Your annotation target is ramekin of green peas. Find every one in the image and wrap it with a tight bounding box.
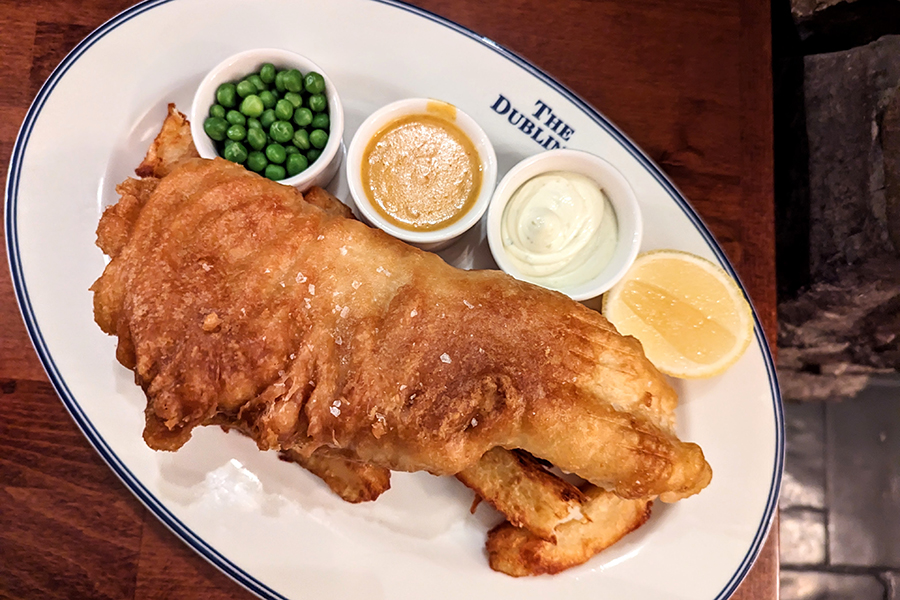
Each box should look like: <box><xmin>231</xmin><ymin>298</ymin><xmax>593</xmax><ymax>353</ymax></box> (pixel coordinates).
<box><xmin>191</xmin><ymin>49</ymin><xmax>344</xmax><ymax>191</ymax></box>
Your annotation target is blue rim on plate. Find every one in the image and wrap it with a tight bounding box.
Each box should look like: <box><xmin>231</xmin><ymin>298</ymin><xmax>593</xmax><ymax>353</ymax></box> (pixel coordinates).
<box><xmin>4</xmin><ymin>1</ymin><xmax>784</xmax><ymax>598</ymax></box>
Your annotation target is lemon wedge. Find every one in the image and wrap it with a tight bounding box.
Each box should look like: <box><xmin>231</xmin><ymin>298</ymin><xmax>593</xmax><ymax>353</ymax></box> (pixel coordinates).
<box><xmin>602</xmin><ymin>250</ymin><xmax>754</xmax><ymax>378</ymax></box>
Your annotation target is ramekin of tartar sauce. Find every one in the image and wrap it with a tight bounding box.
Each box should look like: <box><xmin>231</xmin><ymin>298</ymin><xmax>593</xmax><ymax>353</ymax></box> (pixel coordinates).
<box><xmin>346</xmin><ymin>98</ymin><xmax>497</xmax><ymax>250</ymax></box>
<box><xmin>487</xmin><ymin>149</ymin><xmax>642</xmax><ymax>300</ymax></box>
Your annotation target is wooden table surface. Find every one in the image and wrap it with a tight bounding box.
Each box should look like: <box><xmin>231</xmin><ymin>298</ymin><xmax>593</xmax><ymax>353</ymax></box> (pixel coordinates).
<box><xmin>0</xmin><ymin>0</ymin><xmax>778</xmax><ymax>598</ymax></box>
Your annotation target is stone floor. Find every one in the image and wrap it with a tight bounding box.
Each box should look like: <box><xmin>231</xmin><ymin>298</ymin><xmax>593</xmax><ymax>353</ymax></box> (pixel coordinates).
<box><xmin>779</xmin><ymin>374</ymin><xmax>900</xmax><ymax>599</ymax></box>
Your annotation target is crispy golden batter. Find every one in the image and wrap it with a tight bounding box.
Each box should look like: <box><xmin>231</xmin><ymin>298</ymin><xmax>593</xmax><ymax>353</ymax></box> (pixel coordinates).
<box><xmin>135</xmin><ymin>103</ymin><xmax>199</xmax><ymax>178</ymax></box>
<box><xmin>457</xmin><ymin>448</ymin><xmax>585</xmax><ymax>542</ymax></box>
<box><xmin>96</xmin><ymin>177</ymin><xmax>160</xmax><ymax>258</ymax></box>
<box><xmin>91</xmin><ymin>155</ymin><xmax>711</xmax><ymax>502</ymax></box>
<box><xmin>280</xmin><ymin>447</ymin><xmax>391</xmax><ymax>504</ymax></box>
<box><xmin>215</xmin><ymin>415</ymin><xmax>392</xmax><ymax>503</ymax></box>
<box><xmin>303</xmin><ymin>185</ymin><xmax>354</xmax><ymax>219</ymax></box>
<box><xmin>486</xmin><ymin>486</ymin><xmax>652</xmax><ymax>576</ymax></box>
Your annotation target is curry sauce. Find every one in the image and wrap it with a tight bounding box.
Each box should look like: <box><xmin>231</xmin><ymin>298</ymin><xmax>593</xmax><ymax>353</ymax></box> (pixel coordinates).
<box><xmin>361</xmin><ymin>112</ymin><xmax>482</xmax><ymax>231</ymax></box>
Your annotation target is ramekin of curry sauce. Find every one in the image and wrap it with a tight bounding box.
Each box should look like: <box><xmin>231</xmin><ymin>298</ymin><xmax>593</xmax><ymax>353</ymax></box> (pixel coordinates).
<box><xmin>346</xmin><ymin>99</ymin><xmax>497</xmax><ymax>250</ymax></box>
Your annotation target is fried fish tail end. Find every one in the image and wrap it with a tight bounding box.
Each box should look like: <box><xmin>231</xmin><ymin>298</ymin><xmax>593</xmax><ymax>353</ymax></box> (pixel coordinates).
<box><xmin>135</xmin><ymin>103</ymin><xmax>199</xmax><ymax>178</ymax></box>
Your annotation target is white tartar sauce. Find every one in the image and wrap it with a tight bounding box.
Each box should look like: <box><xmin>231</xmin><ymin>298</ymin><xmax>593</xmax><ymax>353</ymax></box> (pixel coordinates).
<box><xmin>500</xmin><ymin>171</ymin><xmax>618</xmax><ymax>288</ymax></box>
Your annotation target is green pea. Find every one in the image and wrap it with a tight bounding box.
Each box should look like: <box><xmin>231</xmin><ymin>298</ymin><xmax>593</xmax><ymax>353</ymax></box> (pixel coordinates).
<box><xmin>309</xmin><ymin>129</ymin><xmax>328</xmax><ymax>149</ymax></box>
<box><xmin>293</xmin><ymin>107</ymin><xmax>313</xmax><ymax>128</ymax></box>
<box><xmin>226</xmin><ymin>110</ymin><xmax>246</xmax><ymax>126</ymax></box>
<box><xmin>270</xmin><ymin>120</ymin><xmax>294</xmax><ymax>143</ymax></box>
<box><xmin>260</xmin><ymin>108</ymin><xmax>277</xmax><ymax>129</ymax></box>
<box><xmin>292</xmin><ymin>128</ymin><xmax>310</xmax><ymax>150</ymax></box>
<box><xmin>209</xmin><ymin>104</ymin><xmax>226</xmax><ymax>119</ymax></box>
<box><xmin>246</xmin><ymin>151</ymin><xmax>268</xmax><ymax>172</ymax></box>
<box><xmin>259</xmin><ymin>90</ymin><xmax>276</xmax><ymax>109</ymax></box>
<box><xmin>226</xmin><ymin>124</ymin><xmax>246</xmax><ymax>141</ymax></box>
<box><xmin>236</xmin><ymin>80</ymin><xmax>257</xmax><ymax>98</ymax></box>
<box><xmin>265</xmin><ymin>143</ymin><xmax>287</xmax><ymax>164</ymax></box>
<box><xmin>247</xmin><ymin>117</ymin><xmax>261</xmax><ymax>130</ymax></box>
<box><xmin>304</xmin><ymin>72</ymin><xmax>326</xmax><ymax>95</ymax></box>
<box><xmin>265</xmin><ymin>164</ymin><xmax>286</xmax><ymax>180</ymax></box>
<box><xmin>246</xmin><ymin>127</ymin><xmax>267</xmax><ymax>150</ymax></box>
<box><xmin>308</xmin><ymin>93</ymin><xmax>327</xmax><ymax>113</ymax></box>
<box><xmin>239</xmin><ymin>95</ymin><xmax>265</xmax><ymax>118</ymax></box>
<box><xmin>286</xmin><ymin>153</ymin><xmax>309</xmax><ymax>176</ymax></box>
<box><xmin>284</xmin><ymin>92</ymin><xmax>303</xmax><ymax>109</ymax></box>
<box><xmin>307</xmin><ymin>148</ymin><xmax>322</xmax><ymax>163</ymax></box>
<box><xmin>275</xmin><ymin>70</ymin><xmax>286</xmax><ymax>92</ymax></box>
<box><xmin>283</xmin><ymin>69</ymin><xmax>304</xmax><ymax>93</ymax></box>
<box><xmin>274</xmin><ymin>99</ymin><xmax>294</xmax><ymax>121</ymax></box>
<box><xmin>203</xmin><ymin>116</ymin><xmax>229</xmax><ymax>141</ymax></box>
<box><xmin>223</xmin><ymin>141</ymin><xmax>248</xmax><ymax>164</ymax></box>
<box><xmin>259</xmin><ymin>63</ymin><xmax>276</xmax><ymax>84</ymax></box>
<box><xmin>248</xmin><ymin>74</ymin><xmax>266</xmax><ymax>92</ymax></box>
<box><xmin>311</xmin><ymin>113</ymin><xmax>329</xmax><ymax>130</ymax></box>
<box><xmin>285</xmin><ymin>145</ymin><xmax>300</xmax><ymax>155</ymax></box>
<box><xmin>216</xmin><ymin>83</ymin><xmax>237</xmax><ymax>108</ymax></box>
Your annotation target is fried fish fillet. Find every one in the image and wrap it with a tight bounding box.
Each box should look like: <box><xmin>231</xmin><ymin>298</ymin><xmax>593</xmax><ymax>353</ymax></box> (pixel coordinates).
<box><xmin>91</xmin><ymin>155</ymin><xmax>711</xmax><ymax>503</ymax></box>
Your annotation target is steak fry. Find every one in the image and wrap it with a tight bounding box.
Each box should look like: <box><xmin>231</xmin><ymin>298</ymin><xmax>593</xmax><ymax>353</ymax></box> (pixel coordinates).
<box><xmin>486</xmin><ymin>486</ymin><xmax>652</xmax><ymax>577</ymax></box>
<box><xmin>457</xmin><ymin>448</ymin><xmax>585</xmax><ymax>542</ymax></box>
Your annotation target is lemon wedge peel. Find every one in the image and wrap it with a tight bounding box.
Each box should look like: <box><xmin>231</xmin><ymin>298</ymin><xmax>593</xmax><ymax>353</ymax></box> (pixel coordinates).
<box><xmin>602</xmin><ymin>250</ymin><xmax>755</xmax><ymax>379</ymax></box>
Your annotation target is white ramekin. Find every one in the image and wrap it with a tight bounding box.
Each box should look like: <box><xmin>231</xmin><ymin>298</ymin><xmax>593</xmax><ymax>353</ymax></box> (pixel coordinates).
<box><xmin>345</xmin><ymin>98</ymin><xmax>497</xmax><ymax>251</ymax></box>
<box><xmin>486</xmin><ymin>149</ymin><xmax>643</xmax><ymax>301</ymax></box>
<box><xmin>190</xmin><ymin>48</ymin><xmax>344</xmax><ymax>191</ymax></box>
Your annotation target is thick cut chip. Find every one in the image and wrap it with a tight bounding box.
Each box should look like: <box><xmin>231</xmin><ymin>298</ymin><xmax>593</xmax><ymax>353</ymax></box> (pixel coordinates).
<box><xmin>486</xmin><ymin>486</ymin><xmax>652</xmax><ymax>576</ymax></box>
<box><xmin>457</xmin><ymin>448</ymin><xmax>585</xmax><ymax>542</ymax></box>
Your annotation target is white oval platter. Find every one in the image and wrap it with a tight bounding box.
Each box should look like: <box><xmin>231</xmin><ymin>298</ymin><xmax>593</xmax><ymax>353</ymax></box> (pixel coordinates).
<box><xmin>5</xmin><ymin>1</ymin><xmax>783</xmax><ymax>598</ymax></box>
